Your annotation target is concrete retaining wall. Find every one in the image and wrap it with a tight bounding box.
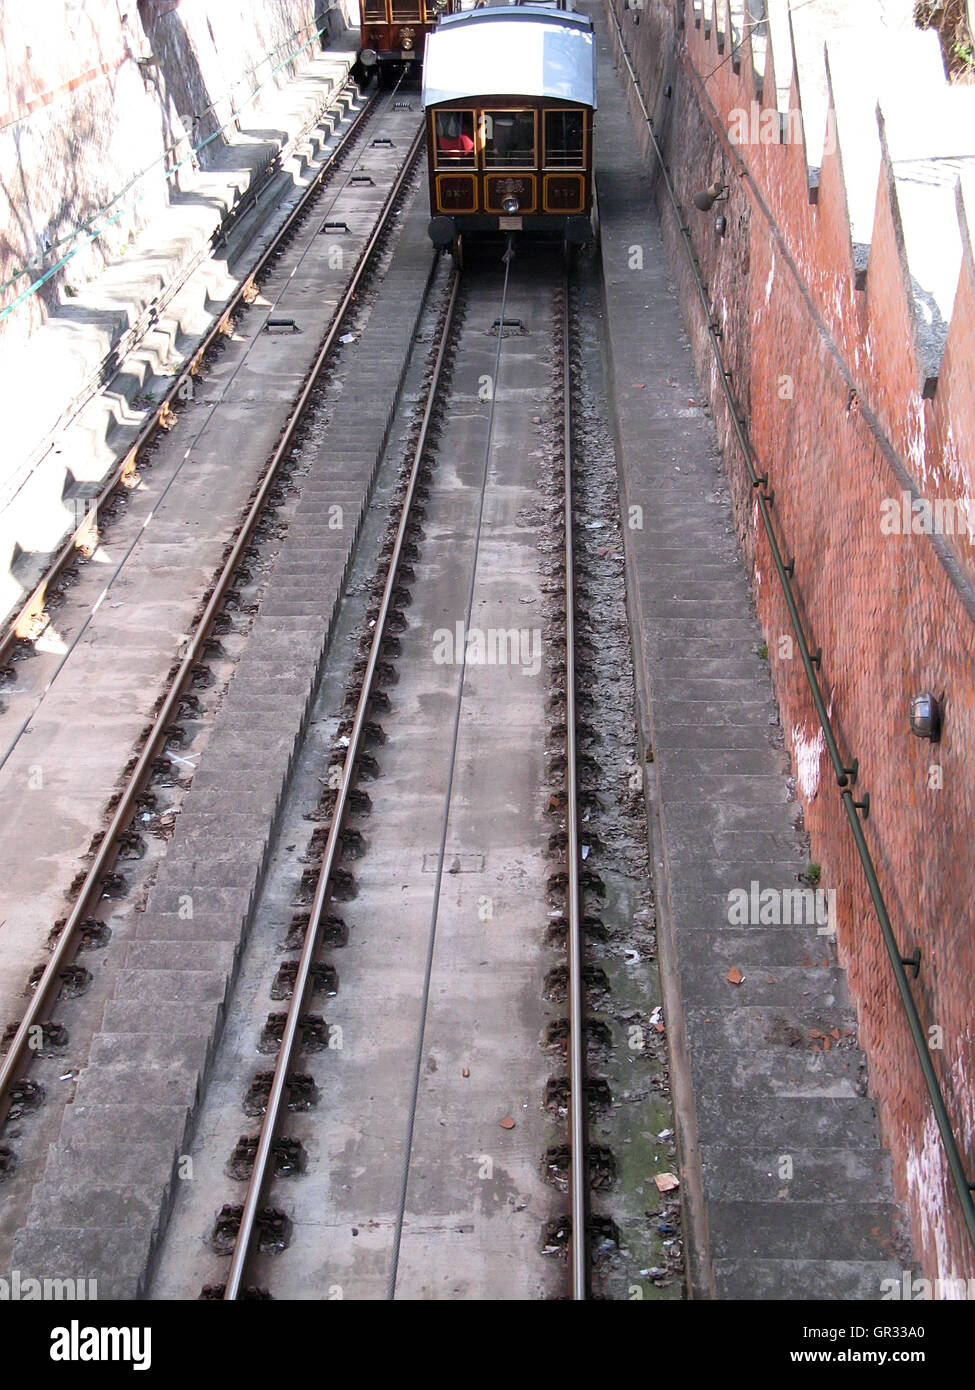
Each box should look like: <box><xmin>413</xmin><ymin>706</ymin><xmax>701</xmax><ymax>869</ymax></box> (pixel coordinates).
<box><xmin>0</xmin><ymin>0</ymin><xmax>355</xmax><ymax>348</ymax></box>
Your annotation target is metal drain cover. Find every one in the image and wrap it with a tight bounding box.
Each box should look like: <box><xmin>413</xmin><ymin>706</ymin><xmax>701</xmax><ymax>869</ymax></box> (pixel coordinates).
<box><xmin>422</xmin><ymin>852</ymin><xmax>485</xmax><ymax>874</ymax></box>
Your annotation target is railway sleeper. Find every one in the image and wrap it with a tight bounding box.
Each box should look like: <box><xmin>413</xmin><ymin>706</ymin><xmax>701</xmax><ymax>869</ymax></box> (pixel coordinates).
<box><xmin>199</xmin><ymin>1284</ymin><xmax>271</xmax><ymax>1300</ymax></box>
<box><xmin>543</xmin><ymin>1074</ymin><xmax>612</xmax><ymax>1115</ymax></box>
<box><xmin>270</xmin><ymin>960</ymin><xmax>338</xmax><ymax>1001</ymax></box>
<box><xmin>351</xmin><ymin>658</ymin><xmax>398</xmax><ymax>687</ymax></box>
<box><xmin>284</xmin><ymin>910</ymin><xmax>349</xmax><ymax>951</ymax></box>
<box><xmin>227</xmin><ymin>1134</ymin><xmax>306</xmax><ymax>1181</ymax></box>
<box><xmin>542</xmin><ymin>1017</ymin><xmax>613</xmax><ymax>1052</ymax></box>
<box><xmin>367</xmin><ymin>576</ymin><xmax>413</xmax><ymax>609</ymax></box>
<box><xmin>338</xmin><ymin>827</ymin><xmax>367</xmax><ymax>858</ymax></box>
<box><xmin>27</xmin><ymin>962</ymin><xmax>91</xmax><ymax>998</ymax></box>
<box><xmin>336</xmin><ymin>718</ymin><xmax>386</xmax><ymax>747</ymax></box>
<box><xmin>343</xmin><ymin>686</ymin><xmax>390</xmax><ymax>714</ymax></box>
<box><xmin>117</xmin><ymin>829</ymin><xmax>147</xmax><ymax>860</ymax></box>
<box><xmin>209</xmin><ymin>1204</ymin><xmax>292</xmax><ymax>1255</ymax></box>
<box><xmin>1</xmin><ymin>1021</ymin><xmax>67</xmax><ymax>1055</ymax></box>
<box><xmin>294</xmin><ymin>868</ymin><xmax>322</xmax><ymax>903</ymax></box>
<box><xmin>542</xmin><ymin>1144</ymin><xmax>617</xmax><ymax>1192</ymax></box>
<box><xmin>541</xmin><ymin>1213</ymin><xmax>620</xmax><ymax>1259</ymax></box>
<box><xmin>47</xmin><ymin>916</ymin><xmax>111</xmax><ymax>951</ymax></box>
<box><xmin>259</xmin><ymin>1013</ymin><xmax>328</xmax><ymax>1053</ymax></box>
<box><xmin>243</xmin><ymin>1070</ymin><xmax>318</xmax><ymax>1116</ymax></box>
<box><xmin>352</xmin><ymin>751</ymin><xmax>381</xmax><ymax>781</ymax></box>
<box><xmin>189</xmin><ymin>663</ymin><xmax>214</xmax><ymax>689</ymax></box>
<box><xmin>319</xmin><ymin>787</ymin><xmax>373</xmax><ymax>821</ymax></box>
<box><xmin>547</xmin><ymin>867</ymin><xmax>605</xmax><ymax>897</ymax></box>
<box><xmin>304</xmin><ymin>824</ymin><xmax>365</xmax><ymax>859</ymax></box>
<box><xmin>542</xmin><ymin>963</ymin><xmax>610</xmax><ymax>1004</ymax></box>
<box><xmin>149</xmin><ymin>756</ymin><xmax>189</xmax><ymax>787</ymax></box>
<box><xmin>9</xmin><ymin>1079</ymin><xmax>45</xmax><ymax>1116</ymax></box>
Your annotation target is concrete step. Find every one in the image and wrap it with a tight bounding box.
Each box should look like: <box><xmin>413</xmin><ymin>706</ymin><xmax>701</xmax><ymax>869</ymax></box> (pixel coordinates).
<box><xmin>709</xmin><ymin>1197</ymin><xmax>902</xmax><ymax>1263</ymax></box>
<box><xmin>27</xmin><ymin>1179</ymin><xmax>170</xmax><ymax>1233</ymax></box>
<box><xmin>713</xmin><ymin>1257</ymin><xmax>904</xmax><ymax>1301</ymax></box>
<box><xmin>700</xmin><ymin>1145</ymin><xmax>894</xmax><ymax>1203</ymax></box>
<box><xmin>687</xmin><ymin>925</ymin><xmax>841</xmax><ymax>967</ymax></box>
<box><xmin>686</xmin><ymin>1091</ymin><xmax>884</xmax><ymax>1150</ymax></box>
<box><xmin>685</xmin><ymin>1005</ymin><xmax>859</xmax><ymax>1055</ymax></box>
<box><xmin>679</xmin><ymin>960</ymin><xmax>848</xmax><ymax>1009</ymax></box>
<box><xmin>691</xmin><ymin>1046</ymin><xmax>868</xmax><ymax>1100</ymax></box>
<box><xmin>56</xmin><ymin>1102</ymin><xmax>194</xmax><ymax>1153</ymax></box>
<box><xmin>11</xmin><ymin>1224</ymin><xmax>151</xmax><ymax>1300</ymax></box>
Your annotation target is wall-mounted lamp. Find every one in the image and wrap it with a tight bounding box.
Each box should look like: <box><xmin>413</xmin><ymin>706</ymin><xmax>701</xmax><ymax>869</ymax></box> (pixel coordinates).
<box><xmin>693</xmin><ymin>181</ymin><xmax>729</xmax><ymax>212</ymax></box>
<box><xmin>910</xmin><ymin>691</ymin><xmax>942</xmax><ymax>742</ymax></box>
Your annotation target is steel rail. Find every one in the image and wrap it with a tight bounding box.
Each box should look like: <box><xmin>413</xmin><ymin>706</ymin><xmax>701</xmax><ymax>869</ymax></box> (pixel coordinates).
<box><xmin>606</xmin><ymin>2</ymin><xmax>975</xmax><ymax>1247</ymax></box>
<box><xmin>0</xmin><ymin>118</ymin><xmax>427</xmax><ymax>1132</ymax></box>
<box><xmin>222</xmin><ymin>264</ymin><xmax>460</xmax><ymax>1302</ymax></box>
<box><xmin>561</xmin><ymin>281</ymin><xmax>588</xmax><ymax>1300</ymax></box>
<box><xmin>0</xmin><ymin>78</ymin><xmax>378</xmax><ymax>670</ymax></box>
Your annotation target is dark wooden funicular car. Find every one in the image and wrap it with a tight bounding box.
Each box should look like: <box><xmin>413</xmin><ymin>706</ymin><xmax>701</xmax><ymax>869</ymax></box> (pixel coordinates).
<box><xmin>357</xmin><ymin>0</ymin><xmax>455</xmax><ymax>85</ymax></box>
<box><xmin>422</xmin><ymin>5</ymin><xmax>597</xmax><ymax>262</ymax></box>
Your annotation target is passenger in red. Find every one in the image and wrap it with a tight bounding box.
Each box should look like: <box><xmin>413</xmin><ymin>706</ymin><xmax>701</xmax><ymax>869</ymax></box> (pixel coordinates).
<box><xmin>437</xmin><ymin>113</ymin><xmax>475</xmax><ymax>156</ymax></box>
<box><xmin>438</xmin><ymin>131</ymin><xmax>474</xmax><ymax>153</ymax></box>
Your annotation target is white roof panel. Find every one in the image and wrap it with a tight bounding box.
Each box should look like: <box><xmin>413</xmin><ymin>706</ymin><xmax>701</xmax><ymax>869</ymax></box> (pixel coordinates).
<box><xmin>422</xmin><ymin>11</ymin><xmax>596</xmax><ymax>110</ymax></box>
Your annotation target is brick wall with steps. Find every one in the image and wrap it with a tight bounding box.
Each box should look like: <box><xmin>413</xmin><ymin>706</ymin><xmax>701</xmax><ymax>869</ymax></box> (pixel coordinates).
<box><xmin>603</xmin><ymin>0</ymin><xmax>975</xmax><ymax>1283</ymax></box>
<box><xmin>589</xmin><ymin>0</ymin><xmax>910</xmax><ymax>1298</ymax></box>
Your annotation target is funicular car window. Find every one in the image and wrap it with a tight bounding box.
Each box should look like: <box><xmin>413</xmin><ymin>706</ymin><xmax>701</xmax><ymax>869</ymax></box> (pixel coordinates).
<box><xmin>363</xmin><ymin>0</ymin><xmax>387</xmax><ymax>20</ymax></box>
<box><xmin>482</xmin><ymin>110</ymin><xmax>536</xmax><ymax>168</ymax></box>
<box><xmin>391</xmin><ymin>0</ymin><xmax>422</xmax><ymax>17</ymax></box>
<box><xmin>435</xmin><ymin>111</ymin><xmax>476</xmax><ymax>167</ymax></box>
<box><xmin>544</xmin><ymin>109</ymin><xmax>584</xmax><ymax>168</ymax></box>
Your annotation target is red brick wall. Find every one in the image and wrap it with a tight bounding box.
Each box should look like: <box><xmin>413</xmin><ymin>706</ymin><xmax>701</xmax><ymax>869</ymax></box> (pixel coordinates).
<box><xmin>607</xmin><ymin>0</ymin><xmax>975</xmax><ymax>1281</ymax></box>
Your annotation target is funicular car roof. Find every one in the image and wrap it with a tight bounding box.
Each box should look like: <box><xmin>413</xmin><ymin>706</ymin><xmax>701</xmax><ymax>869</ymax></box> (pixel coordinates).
<box><xmin>421</xmin><ymin>8</ymin><xmax>597</xmax><ymax>110</ymax></box>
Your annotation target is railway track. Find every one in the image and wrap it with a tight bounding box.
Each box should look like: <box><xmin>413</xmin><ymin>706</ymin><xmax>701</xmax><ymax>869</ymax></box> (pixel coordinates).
<box><xmin>123</xmin><ymin>248</ymin><xmax>595</xmax><ymax>1301</ymax></box>
<box><xmin>4</xmin><ymin>137</ymin><xmax>678</xmax><ymax>1296</ymax></box>
<box><xmin>0</xmin><ymin>77</ymin><xmax>367</xmax><ymax>672</ymax></box>
<box><xmin>0</xmin><ymin>79</ymin><xmax>419</xmax><ymax>765</ymax></box>
<box><xmin>0</xmin><ymin>83</ymin><xmax>431</xmax><ymax>1247</ymax></box>
<box><xmin>0</xmin><ymin>109</ymin><xmax>425</xmax><ymax>1126</ymax></box>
